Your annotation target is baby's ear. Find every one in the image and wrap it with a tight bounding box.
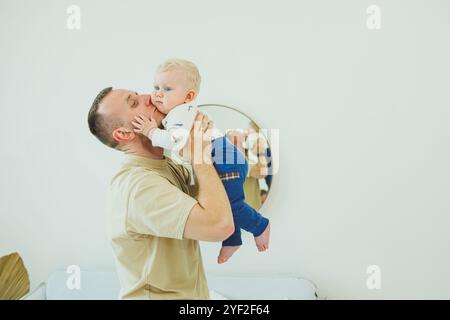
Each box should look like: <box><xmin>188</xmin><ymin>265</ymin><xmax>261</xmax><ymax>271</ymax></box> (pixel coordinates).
<box><xmin>184</xmin><ymin>89</ymin><xmax>197</xmax><ymax>103</ymax></box>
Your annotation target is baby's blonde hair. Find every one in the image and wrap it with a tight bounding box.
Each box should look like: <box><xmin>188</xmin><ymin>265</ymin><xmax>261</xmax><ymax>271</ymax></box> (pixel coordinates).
<box><xmin>156</xmin><ymin>58</ymin><xmax>201</xmax><ymax>92</ymax></box>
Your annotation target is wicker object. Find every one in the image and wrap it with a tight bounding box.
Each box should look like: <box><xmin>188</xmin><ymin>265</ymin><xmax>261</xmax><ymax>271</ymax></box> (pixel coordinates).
<box><xmin>0</xmin><ymin>252</ymin><xmax>30</xmax><ymax>300</ymax></box>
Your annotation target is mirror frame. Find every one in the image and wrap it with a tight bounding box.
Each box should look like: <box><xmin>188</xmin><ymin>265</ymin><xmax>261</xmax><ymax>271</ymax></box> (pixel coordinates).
<box><xmin>197</xmin><ymin>103</ymin><xmax>273</xmax><ymax>212</ymax></box>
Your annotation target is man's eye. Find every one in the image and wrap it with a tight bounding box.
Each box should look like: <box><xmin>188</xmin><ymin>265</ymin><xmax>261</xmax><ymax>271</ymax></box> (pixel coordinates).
<box><xmin>132</xmin><ymin>100</ymin><xmax>138</xmax><ymax>108</ymax></box>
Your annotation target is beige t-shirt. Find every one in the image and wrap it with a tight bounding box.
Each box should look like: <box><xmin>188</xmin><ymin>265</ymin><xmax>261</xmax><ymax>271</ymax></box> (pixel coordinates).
<box><xmin>108</xmin><ymin>155</ymin><xmax>210</xmax><ymax>300</ymax></box>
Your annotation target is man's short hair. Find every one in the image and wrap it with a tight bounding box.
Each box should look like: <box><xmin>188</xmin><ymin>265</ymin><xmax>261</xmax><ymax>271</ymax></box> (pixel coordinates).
<box><xmin>156</xmin><ymin>58</ymin><xmax>201</xmax><ymax>92</ymax></box>
<box><xmin>88</xmin><ymin>87</ymin><xmax>122</xmax><ymax>150</ymax></box>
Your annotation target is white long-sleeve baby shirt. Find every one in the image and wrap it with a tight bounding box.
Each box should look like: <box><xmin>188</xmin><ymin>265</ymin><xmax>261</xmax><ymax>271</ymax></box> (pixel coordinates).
<box><xmin>148</xmin><ymin>102</ymin><xmax>223</xmax><ymax>164</ymax></box>
<box><xmin>149</xmin><ymin>102</ymin><xmax>198</xmax><ymax>152</ymax></box>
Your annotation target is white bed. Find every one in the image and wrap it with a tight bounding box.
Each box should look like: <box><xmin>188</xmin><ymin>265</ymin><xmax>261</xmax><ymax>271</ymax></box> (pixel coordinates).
<box><xmin>22</xmin><ymin>270</ymin><xmax>318</xmax><ymax>300</ymax></box>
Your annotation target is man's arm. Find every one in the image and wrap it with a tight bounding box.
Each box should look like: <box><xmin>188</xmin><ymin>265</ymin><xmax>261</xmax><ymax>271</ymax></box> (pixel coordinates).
<box><xmin>184</xmin><ymin>164</ymin><xmax>234</xmax><ymax>241</ymax></box>
<box><xmin>182</xmin><ymin>113</ymin><xmax>234</xmax><ymax>242</ymax></box>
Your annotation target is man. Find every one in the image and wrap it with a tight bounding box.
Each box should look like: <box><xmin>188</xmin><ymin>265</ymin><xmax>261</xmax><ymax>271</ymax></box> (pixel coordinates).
<box><xmin>88</xmin><ymin>87</ymin><xmax>234</xmax><ymax>299</ymax></box>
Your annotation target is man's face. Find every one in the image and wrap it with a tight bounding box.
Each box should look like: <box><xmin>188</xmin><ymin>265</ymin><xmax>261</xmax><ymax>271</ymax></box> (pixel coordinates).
<box><xmin>152</xmin><ymin>70</ymin><xmax>192</xmax><ymax>114</ymax></box>
<box><xmin>99</xmin><ymin>89</ymin><xmax>165</xmax><ymax>143</ymax></box>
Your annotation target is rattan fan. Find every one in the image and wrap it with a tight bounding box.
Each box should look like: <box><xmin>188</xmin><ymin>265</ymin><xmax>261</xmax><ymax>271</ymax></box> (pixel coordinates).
<box><xmin>0</xmin><ymin>252</ymin><xmax>30</xmax><ymax>300</ymax></box>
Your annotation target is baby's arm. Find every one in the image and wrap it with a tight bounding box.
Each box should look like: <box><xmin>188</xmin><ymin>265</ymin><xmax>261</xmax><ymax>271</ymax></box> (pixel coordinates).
<box><xmin>151</xmin><ymin>127</ymin><xmax>179</xmax><ymax>150</ymax></box>
<box><xmin>132</xmin><ymin>115</ymin><xmax>158</xmax><ymax>138</ymax></box>
<box><xmin>133</xmin><ymin>104</ymin><xmax>196</xmax><ymax>152</ymax></box>
<box><xmin>132</xmin><ymin>115</ymin><xmax>179</xmax><ymax>150</ymax></box>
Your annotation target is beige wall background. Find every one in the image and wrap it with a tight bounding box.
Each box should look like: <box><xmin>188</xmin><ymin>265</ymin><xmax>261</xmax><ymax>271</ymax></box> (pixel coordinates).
<box><xmin>1</xmin><ymin>0</ymin><xmax>449</xmax><ymax>299</ymax></box>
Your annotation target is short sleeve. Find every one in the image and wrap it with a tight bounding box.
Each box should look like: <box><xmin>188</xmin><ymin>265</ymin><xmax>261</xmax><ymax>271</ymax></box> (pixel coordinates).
<box><xmin>182</xmin><ymin>165</ymin><xmax>198</xmax><ymax>198</ymax></box>
<box><xmin>126</xmin><ymin>172</ymin><xmax>197</xmax><ymax>239</ymax></box>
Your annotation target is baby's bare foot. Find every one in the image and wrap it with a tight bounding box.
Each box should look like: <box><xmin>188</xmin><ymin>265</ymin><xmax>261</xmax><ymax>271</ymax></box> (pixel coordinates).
<box><xmin>254</xmin><ymin>223</ymin><xmax>270</xmax><ymax>252</ymax></box>
<box><xmin>217</xmin><ymin>245</ymin><xmax>241</xmax><ymax>264</ymax></box>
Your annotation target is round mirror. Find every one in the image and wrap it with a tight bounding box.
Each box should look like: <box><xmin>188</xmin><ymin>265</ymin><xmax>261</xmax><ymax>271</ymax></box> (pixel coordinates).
<box><xmin>198</xmin><ymin>104</ymin><xmax>273</xmax><ymax>211</ymax></box>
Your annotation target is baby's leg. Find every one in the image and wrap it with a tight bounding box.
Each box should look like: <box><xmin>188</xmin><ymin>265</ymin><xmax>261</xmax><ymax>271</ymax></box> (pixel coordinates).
<box><xmin>233</xmin><ymin>200</ymin><xmax>270</xmax><ymax>252</ymax></box>
<box><xmin>212</xmin><ymin>137</ymin><xmax>270</xmax><ymax>255</ymax></box>
<box><xmin>218</xmin><ymin>228</ymin><xmax>242</xmax><ymax>264</ymax></box>
<box><xmin>212</xmin><ymin>137</ymin><xmax>244</xmax><ymax>263</ymax></box>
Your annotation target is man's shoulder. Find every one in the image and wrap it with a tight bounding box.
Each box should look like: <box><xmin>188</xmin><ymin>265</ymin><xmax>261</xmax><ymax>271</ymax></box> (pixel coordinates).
<box><xmin>166</xmin><ymin>159</ymin><xmax>190</xmax><ymax>178</ymax></box>
<box><xmin>110</xmin><ymin>164</ymin><xmax>164</xmax><ymax>191</ymax></box>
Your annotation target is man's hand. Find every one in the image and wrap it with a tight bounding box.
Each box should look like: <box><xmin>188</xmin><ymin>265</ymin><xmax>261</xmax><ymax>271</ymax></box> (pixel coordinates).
<box><xmin>132</xmin><ymin>114</ymin><xmax>158</xmax><ymax>138</ymax></box>
<box><xmin>180</xmin><ymin>112</ymin><xmax>213</xmax><ymax>165</ymax></box>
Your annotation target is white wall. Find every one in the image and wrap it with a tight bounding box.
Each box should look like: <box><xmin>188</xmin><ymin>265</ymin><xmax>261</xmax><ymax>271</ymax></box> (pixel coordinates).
<box><xmin>1</xmin><ymin>0</ymin><xmax>450</xmax><ymax>299</ymax></box>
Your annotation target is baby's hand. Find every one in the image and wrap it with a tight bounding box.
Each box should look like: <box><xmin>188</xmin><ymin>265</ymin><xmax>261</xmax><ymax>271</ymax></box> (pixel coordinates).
<box><xmin>132</xmin><ymin>114</ymin><xmax>158</xmax><ymax>138</ymax></box>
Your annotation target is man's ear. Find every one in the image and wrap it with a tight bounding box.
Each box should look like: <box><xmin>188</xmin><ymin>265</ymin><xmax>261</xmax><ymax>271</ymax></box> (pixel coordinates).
<box><xmin>112</xmin><ymin>127</ymin><xmax>135</xmax><ymax>143</ymax></box>
<box><xmin>184</xmin><ymin>90</ymin><xmax>197</xmax><ymax>103</ymax></box>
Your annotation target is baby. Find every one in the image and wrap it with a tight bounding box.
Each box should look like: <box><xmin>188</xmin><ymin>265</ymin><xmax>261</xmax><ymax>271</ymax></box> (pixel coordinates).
<box><xmin>132</xmin><ymin>58</ymin><xmax>270</xmax><ymax>264</ymax></box>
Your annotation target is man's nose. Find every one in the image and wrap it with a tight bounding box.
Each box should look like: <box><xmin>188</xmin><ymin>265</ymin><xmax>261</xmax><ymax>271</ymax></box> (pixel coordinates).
<box><xmin>144</xmin><ymin>95</ymin><xmax>152</xmax><ymax>106</ymax></box>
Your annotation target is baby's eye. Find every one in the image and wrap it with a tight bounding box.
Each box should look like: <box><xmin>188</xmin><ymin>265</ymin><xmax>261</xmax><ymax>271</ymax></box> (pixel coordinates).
<box><xmin>164</xmin><ymin>87</ymin><xmax>172</xmax><ymax>91</ymax></box>
<box><xmin>154</xmin><ymin>86</ymin><xmax>160</xmax><ymax>91</ymax></box>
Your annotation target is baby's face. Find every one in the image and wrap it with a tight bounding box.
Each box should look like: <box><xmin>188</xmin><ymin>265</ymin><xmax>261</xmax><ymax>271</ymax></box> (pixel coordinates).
<box><xmin>152</xmin><ymin>70</ymin><xmax>193</xmax><ymax>114</ymax></box>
